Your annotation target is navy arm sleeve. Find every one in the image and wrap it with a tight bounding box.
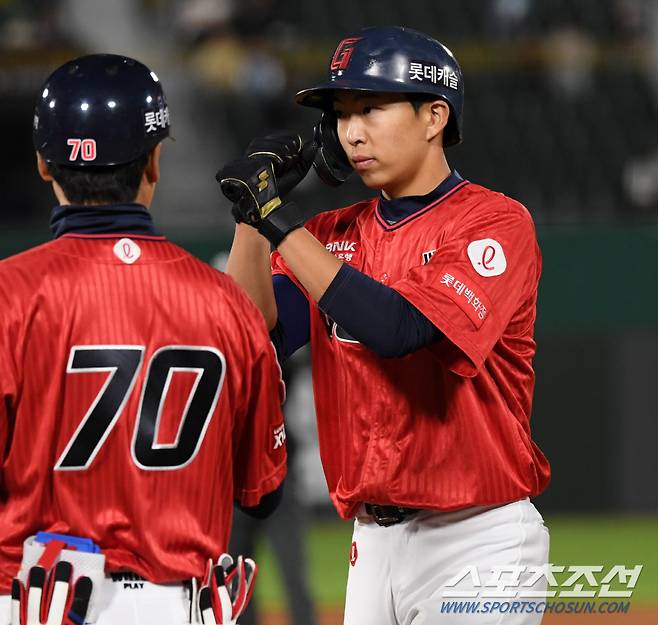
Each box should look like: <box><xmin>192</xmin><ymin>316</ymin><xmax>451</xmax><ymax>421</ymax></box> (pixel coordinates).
<box><xmin>270</xmin><ymin>275</ymin><xmax>310</xmax><ymax>362</ymax></box>
<box><xmin>318</xmin><ymin>264</ymin><xmax>442</xmax><ymax>358</ymax></box>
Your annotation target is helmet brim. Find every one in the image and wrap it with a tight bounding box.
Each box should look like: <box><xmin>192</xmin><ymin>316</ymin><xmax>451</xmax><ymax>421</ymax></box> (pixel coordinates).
<box><xmin>295</xmin><ymin>78</ymin><xmax>445</xmax><ymax>108</ymax></box>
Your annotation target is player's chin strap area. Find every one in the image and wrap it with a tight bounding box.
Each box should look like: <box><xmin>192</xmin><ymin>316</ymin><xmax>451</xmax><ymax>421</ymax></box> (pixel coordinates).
<box><xmin>189</xmin><ymin>554</ymin><xmax>258</xmax><ymax>625</ymax></box>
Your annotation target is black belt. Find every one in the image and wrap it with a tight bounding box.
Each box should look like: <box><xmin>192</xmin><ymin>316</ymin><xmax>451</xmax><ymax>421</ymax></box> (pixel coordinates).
<box><xmin>364</xmin><ymin>503</ymin><xmax>419</xmax><ymax>527</ymax></box>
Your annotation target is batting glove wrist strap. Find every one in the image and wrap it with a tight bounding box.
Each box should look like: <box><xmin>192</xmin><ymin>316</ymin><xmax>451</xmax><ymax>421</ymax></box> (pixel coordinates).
<box><xmin>255</xmin><ymin>201</ymin><xmax>305</xmax><ymax>247</ymax></box>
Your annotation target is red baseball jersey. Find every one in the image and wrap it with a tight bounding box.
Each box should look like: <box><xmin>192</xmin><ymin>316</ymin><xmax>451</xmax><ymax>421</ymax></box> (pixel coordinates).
<box><xmin>272</xmin><ymin>180</ymin><xmax>550</xmax><ymax>519</ymax></box>
<box><xmin>0</xmin><ymin>234</ymin><xmax>286</xmax><ymax>592</ymax></box>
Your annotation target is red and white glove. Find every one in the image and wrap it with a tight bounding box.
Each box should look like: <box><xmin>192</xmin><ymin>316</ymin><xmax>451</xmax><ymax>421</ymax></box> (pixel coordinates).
<box><xmin>10</xmin><ymin>561</ymin><xmax>92</xmax><ymax>625</ymax></box>
<box><xmin>190</xmin><ymin>554</ymin><xmax>258</xmax><ymax>625</ymax></box>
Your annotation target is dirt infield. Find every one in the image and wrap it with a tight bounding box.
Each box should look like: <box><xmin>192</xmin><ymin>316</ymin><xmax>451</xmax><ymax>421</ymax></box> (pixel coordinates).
<box><xmin>263</xmin><ymin>606</ymin><xmax>658</xmax><ymax>624</ymax></box>
<box><xmin>543</xmin><ymin>610</ymin><xmax>658</xmax><ymax>625</ymax></box>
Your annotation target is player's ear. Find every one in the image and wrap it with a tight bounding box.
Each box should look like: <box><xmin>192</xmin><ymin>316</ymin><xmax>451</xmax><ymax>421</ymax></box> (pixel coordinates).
<box><xmin>36</xmin><ymin>151</ymin><xmax>54</xmax><ymax>182</ymax></box>
<box><xmin>425</xmin><ymin>100</ymin><xmax>450</xmax><ymax>143</ymax></box>
<box><xmin>144</xmin><ymin>144</ymin><xmax>161</xmax><ymax>185</ymax></box>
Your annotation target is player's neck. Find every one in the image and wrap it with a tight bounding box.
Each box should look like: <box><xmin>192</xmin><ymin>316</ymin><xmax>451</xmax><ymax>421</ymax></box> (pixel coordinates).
<box><xmin>381</xmin><ymin>152</ymin><xmax>451</xmax><ymax>199</ymax></box>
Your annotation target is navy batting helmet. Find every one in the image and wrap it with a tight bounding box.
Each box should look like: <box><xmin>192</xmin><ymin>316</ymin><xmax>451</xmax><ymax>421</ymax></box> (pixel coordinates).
<box><xmin>33</xmin><ymin>54</ymin><xmax>170</xmax><ymax>166</ymax></box>
<box><xmin>296</xmin><ymin>26</ymin><xmax>464</xmax><ymax>146</ymax></box>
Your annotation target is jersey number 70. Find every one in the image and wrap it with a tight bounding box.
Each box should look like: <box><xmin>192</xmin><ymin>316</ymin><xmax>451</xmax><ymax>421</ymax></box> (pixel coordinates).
<box><xmin>54</xmin><ymin>345</ymin><xmax>226</xmax><ymax>471</ymax></box>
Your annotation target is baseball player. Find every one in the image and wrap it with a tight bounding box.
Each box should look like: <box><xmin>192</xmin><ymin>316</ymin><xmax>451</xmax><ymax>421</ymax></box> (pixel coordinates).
<box><xmin>217</xmin><ymin>26</ymin><xmax>551</xmax><ymax>625</ymax></box>
<box><xmin>0</xmin><ymin>54</ymin><xmax>286</xmax><ymax>624</ymax></box>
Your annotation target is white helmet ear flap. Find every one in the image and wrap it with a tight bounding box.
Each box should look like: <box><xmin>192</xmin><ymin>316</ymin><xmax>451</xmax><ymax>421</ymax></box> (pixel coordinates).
<box><xmin>312</xmin><ymin>111</ymin><xmax>353</xmax><ymax>187</ymax></box>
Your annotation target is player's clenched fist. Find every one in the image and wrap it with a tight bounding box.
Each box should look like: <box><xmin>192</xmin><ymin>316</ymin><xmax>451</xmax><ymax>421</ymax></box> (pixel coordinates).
<box><xmin>244</xmin><ymin>133</ymin><xmax>316</xmax><ymax>198</ymax></box>
<box><xmin>216</xmin><ymin>157</ymin><xmax>305</xmax><ymax>247</ymax></box>
<box><xmin>11</xmin><ymin>561</ymin><xmax>92</xmax><ymax>625</ymax></box>
<box><xmin>190</xmin><ymin>554</ymin><xmax>257</xmax><ymax>625</ymax></box>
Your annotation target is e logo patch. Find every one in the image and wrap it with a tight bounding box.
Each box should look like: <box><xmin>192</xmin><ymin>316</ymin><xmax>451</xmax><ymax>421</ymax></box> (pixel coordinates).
<box><xmin>113</xmin><ymin>238</ymin><xmax>141</xmax><ymax>265</ymax></box>
<box><xmin>467</xmin><ymin>239</ymin><xmax>506</xmax><ymax>277</ymax></box>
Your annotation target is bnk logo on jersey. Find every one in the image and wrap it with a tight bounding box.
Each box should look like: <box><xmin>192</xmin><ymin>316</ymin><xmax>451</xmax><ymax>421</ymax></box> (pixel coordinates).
<box><xmin>326</xmin><ymin>240</ymin><xmax>358</xmax><ymax>263</ymax></box>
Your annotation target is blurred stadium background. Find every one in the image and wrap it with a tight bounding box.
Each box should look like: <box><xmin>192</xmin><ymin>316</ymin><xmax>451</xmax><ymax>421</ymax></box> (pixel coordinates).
<box><xmin>1</xmin><ymin>0</ymin><xmax>657</xmax><ymax>623</ymax></box>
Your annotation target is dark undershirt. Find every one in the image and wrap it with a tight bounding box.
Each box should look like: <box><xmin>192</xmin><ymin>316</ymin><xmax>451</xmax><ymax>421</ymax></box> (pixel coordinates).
<box><xmin>272</xmin><ymin>171</ymin><xmax>464</xmax><ymax>361</ymax></box>
<box><xmin>50</xmin><ymin>202</ymin><xmax>162</xmax><ymax>237</ymax></box>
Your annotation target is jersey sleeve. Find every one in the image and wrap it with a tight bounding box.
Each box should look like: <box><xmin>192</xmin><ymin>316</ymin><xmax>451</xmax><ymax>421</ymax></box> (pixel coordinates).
<box><xmin>232</xmin><ymin>336</ymin><xmax>287</xmax><ymax>507</ymax></box>
<box><xmin>391</xmin><ymin>200</ymin><xmax>540</xmax><ymax>377</ymax></box>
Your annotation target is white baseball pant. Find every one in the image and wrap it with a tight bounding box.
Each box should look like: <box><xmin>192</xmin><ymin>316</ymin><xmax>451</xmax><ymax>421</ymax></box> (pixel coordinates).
<box><xmin>343</xmin><ymin>498</ymin><xmax>550</xmax><ymax>625</ymax></box>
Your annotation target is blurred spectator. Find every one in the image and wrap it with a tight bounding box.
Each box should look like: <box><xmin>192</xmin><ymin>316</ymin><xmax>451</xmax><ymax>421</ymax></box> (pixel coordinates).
<box><xmin>613</xmin><ymin>0</ymin><xmax>647</xmax><ymax>43</ymax></box>
<box><xmin>489</xmin><ymin>0</ymin><xmax>532</xmax><ymax>38</ymax></box>
<box><xmin>186</xmin><ymin>0</ymin><xmax>295</xmax><ymax>153</ymax></box>
<box><xmin>175</xmin><ymin>0</ymin><xmax>234</xmax><ymax>45</ymax></box>
<box><xmin>0</xmin><ymin>0</ymin><xmax>65</xmax><ymax>48</ymax></box>
<box><xmin>543</xmin><ymin>24</ymin><xmax>597</xmax><ymax>98</ymax></box>
<box><xmin>623</xmin><ymin>151</ymin><xmax>658</xmax><ymax>213</ymax></box>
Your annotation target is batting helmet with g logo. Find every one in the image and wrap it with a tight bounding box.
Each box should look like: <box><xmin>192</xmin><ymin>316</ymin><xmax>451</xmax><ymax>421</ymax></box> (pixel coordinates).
<box><xmin>33</xmin><ymin>54</ymin><xmax>170</xmax><ymax>166</ymax></box>
<box><xmin>296</xmin><ymin>26</ymin><xmax>464</xmax><ymax>147</ymax></box>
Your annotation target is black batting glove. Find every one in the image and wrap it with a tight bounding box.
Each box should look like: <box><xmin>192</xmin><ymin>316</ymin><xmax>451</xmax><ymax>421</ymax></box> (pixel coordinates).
<box><xmin>217</xmin><ymin>156</ymin><xmax>305</xmax><ymax>248</ymax></box>
<box><xmin>244</xmin><ymin>133</ymin><xmax>317</xmax><ymax>197</ymax></box>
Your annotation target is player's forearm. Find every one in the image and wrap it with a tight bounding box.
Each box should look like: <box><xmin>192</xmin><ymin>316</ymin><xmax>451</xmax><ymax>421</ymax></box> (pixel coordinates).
<box><xmin>277</xmin><ymin>228</ymin><xmax>343</xmax><ymax>302</ymax></box>
<box><xmin>226</xmin><ymin>223</ymin><xmax>278</xmax><ymax>329</ymax></box>
<box><xmin>278</xmin><ymin>229</ymin><xmax>441</xmax><ymax>358</ymax></box>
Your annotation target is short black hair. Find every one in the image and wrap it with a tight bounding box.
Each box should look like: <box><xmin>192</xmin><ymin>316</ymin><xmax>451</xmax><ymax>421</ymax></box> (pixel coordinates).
<box><xmin>46</xmin><ymin>151</ymin><xmax>151</xmax><ymax>204</ymax></box>
<box><xmin>407</xmin><ymin>93</ymin><xmax>440</xmax><ymax>112</ymax></box>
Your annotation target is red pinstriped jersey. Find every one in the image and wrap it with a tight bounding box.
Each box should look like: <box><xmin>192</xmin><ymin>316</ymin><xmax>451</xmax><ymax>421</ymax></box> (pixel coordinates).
<box><xmin>0</xmin><ymin>234</ymin><xmax>286</xmax><ymax>592</ymax></box>
<box><xmin>272</xmin><ymin>180</ymin><xmax>550</xmax><ymax>519</ymax></box>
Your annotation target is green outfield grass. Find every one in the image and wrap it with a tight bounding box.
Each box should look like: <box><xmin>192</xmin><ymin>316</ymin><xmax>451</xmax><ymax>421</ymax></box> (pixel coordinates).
<box><xmin>546</xmin><ymin>515</ymin><xmax>658</xmax><ymax>605</ymax></box>
<box><xmin>251</xmin><ymin>514</ymin><xmax>658</xmax><ymax>609</ymax></box>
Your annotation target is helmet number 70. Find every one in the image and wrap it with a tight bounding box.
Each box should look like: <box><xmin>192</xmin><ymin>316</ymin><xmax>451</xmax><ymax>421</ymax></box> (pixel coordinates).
<box><xmin>67</xmin><ymin>138</ymin><xmax>97</xmax><ymax>162</ymax></box>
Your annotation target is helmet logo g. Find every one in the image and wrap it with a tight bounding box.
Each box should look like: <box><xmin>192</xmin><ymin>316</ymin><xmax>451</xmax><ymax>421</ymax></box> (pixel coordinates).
<box><xmin>330</xmin><ymin>37</ymin><xmax>363</xmax><ymax>72</ymax></box>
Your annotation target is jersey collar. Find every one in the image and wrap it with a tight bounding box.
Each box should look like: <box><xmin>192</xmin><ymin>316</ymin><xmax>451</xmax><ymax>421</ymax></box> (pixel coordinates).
<box><xmin>50</xmin><ymin>203</ymin><xmax>163</xmax><ymax>239</ymax></box>
<box><xmin>376</xmin><ymin>170</ymin><xmax>467</xmax><ymax>230</ymax></box>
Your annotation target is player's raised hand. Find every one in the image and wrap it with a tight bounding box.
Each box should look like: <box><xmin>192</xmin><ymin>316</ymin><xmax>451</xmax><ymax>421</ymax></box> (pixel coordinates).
<box><xmin>11</xmin><ymin>561</ymin><xmax>93</xmax><ymax>625</ymax></box>
<box><xmin>190</xmin><ymin>554</ymin><xmax>258</xmax><ymax>624</ymax></box>
<box><xmin>216</xmin><ymin>157</ymin><xmax>305</xmax><ymax>247</ymax></box>
<box><xmin>244</xmin><ymin>133</ymin><xmax>317</xmax><ymax>198</ymax></box>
